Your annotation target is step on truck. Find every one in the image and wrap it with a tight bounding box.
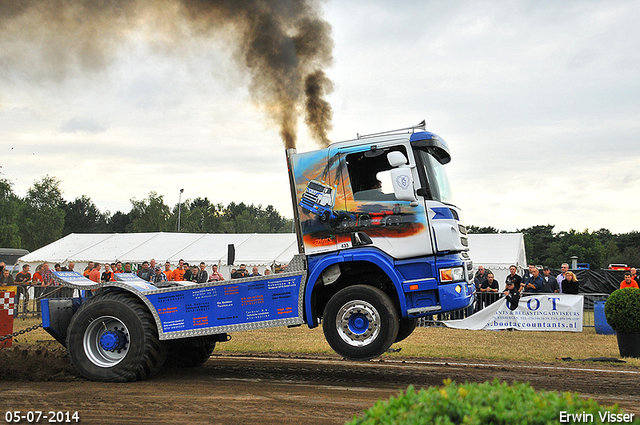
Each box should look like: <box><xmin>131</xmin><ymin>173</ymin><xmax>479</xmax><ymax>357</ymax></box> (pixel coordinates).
<box><xmin>42</xmin><ymin>120</ymin><xmax>475</xmax><ymax>381</ymax></box>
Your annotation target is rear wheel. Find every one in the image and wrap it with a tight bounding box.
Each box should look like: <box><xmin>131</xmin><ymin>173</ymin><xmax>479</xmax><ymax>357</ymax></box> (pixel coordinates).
<box><xmin>322</xmin><ymin>285</ymin><xmax>399</xmax><ymax>360</ymax></box>
<box><xmin>66</xmin><ymin>291</ymin><xmax>166</xmax><ymax>382</ymax></box>
<box><xmin>165</xmin><ymin>338</ymin><xmax>216</xmax><ymax>367</ymax></box>
<box><xmin>394</xmin><ymin>318</ymin><xmax>418</xmax><ymax>343</ymax></box>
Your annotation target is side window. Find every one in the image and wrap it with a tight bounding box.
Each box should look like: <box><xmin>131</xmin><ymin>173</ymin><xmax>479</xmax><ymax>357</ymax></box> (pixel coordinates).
<box><xmin>346</xmin><ymin>146</ymin><xmax>407</xmax><ymax>202</ymax></box>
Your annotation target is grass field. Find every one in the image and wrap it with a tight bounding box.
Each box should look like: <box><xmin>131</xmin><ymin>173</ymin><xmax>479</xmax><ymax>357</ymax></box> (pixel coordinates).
<box><xmin>9</xmin><ymin>316</ymin><xmax>638</xmax><ymax>367</ymax></box>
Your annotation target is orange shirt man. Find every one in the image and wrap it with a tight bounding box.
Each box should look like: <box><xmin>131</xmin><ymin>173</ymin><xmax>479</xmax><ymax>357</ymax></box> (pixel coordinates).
<box><xmin>620</xmin><ymin>273</ymin><xmax>639</xmax><ymax>289</ymax></box>
<box><xmin>88</xmin><ymin>263</ymin><xmax>102</xmax><ymax>283</ymax></box>
<box><xmin>172</xmin><ymin>265</ymin><xmax>185</xmax><ymax>281</ymax></box>
<box><xmin>164</xmin><ymin>262</ymin><xmax>174</xmax><ymax>281</ymax></box>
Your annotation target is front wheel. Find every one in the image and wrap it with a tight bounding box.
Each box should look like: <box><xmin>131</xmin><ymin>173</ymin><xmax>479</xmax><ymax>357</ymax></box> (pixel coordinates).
<box><xmin>66</xmin><ymin>291</ymin><xmax>167</xmax><ymax>382</ymax></box>
<box><xmin>322</xmin><ymin>285</ymin><xmax>399</xmax><ymax>360</ymax></box>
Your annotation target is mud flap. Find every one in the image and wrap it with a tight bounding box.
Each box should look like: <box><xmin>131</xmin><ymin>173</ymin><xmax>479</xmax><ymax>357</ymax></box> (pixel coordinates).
<box><xmin>41</xmin><ymin>298</ymin><xmax>81</xmax><ymax>346</ymax></box>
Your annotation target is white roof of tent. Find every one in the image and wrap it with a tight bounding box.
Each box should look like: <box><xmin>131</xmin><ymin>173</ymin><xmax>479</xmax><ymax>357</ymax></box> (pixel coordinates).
<box><xmin>18</xmin><ymin>233</ymin><xmax>299</xmax><ymax>267</ymax></box>
<box><xmin>18</xmin><ymin>232</ymin><xmax>525</xmax><ymax>274</ymax></box>
<box><xmin>467</xmin><ymin>233</ymin><xmax>527</xmax><ymax>271</ymax></box>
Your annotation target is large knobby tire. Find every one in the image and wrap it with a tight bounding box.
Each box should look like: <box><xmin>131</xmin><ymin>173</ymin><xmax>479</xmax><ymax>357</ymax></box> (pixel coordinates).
<box><xmin>66</xmin><ymin>291</ymin><xmax>167</xmax><ymax>382</ymax></box>
<box><xmin>394</xmin><ymin>318</ymin><xmax>418</xmax><ymax>343</ymax></box>
<box><xmin>165</xmin><ymin>339</ymin><xmax>216</xmax><ymax>368</ymax></box>
<box><xmin>322</xmin><ymin>285</ymin><xmax>399</xmax><ymax>361</ymax></box>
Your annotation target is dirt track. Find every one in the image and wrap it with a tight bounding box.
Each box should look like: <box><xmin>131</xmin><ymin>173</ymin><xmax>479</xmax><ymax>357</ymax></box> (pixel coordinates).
<box><xmin>0</xmin><ymin>346</ymin><xmax>638</xmax><ymax>424</ymax></box>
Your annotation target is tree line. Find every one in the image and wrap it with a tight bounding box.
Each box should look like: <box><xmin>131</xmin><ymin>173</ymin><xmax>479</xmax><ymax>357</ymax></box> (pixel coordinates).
<box><xmin>0</xmin><ymin>176</ymin><xmax>293</xmax><ymax>252</ymax></box>
<box><xmin>3</xmin><ymin>175</ymin><xmax>638</xmax><ymax>268</ymax></box>
<box><xmin>468</xmin><ymin>225</ymin><xmax>640</xmax><ymax>269</ymax></box>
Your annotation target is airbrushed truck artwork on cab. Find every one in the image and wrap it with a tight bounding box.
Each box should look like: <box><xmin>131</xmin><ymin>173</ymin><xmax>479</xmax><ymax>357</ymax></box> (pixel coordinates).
<box><xmin>293</xmin><ymin>144</ymin><xmax>429</xmax><ymax>257</ymax></box>
<box><xmin>41</xmin><ymin>121</ymin><xmax>475</xmax><ymax>382</ymax></box>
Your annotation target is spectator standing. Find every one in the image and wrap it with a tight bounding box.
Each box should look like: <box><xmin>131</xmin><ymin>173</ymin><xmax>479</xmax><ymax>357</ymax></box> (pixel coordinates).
<box><xmin>15</xmin><ymin>265</ymin><xmax>31</xmax><ymax>283</ymax></box>
<box><xmin>32</xmin><ymin>265</ymin><xmax>43</xmax><ymax>283</ymax></box>
<box><xmin>556</xmin><ymin>263</ymin><xmax>569</xmax><ymax>293</ymax></box>
<box><xmin>41</xmin><ymin>262</ymin><xmax>54</xmax><ymax>288</ymax></box>
<box><xmin>523</xmin><ymin>266</ymin><xmax>544</xmax><ymax>293</ymax></box>
<box><xmin>631</xmin><ymin>268</ymin><xmax>639</xmax><ymax>286</ymax></box>
<box><xmin>67</xmin><ymin>262</ymin><xmax>75</xmax><ymax>272</ymax></box>
<box><xmin>83</xmin><ymin>262</ymin><xmax>94</xmax><ymax>277</ymax></box>
<box><xmin>620</xmin><ymin>271</ymin><xmax>640</xmax><ymax>289</ymax></box>
<box><xmin>480</xmin><ymin>272</ymin><xmax>499</xmax><ymax>306</ymax></box>
<box><xmin>208</xmin><ymin>265</ymin><xmax>224</xmax><ymax>282</ymax></box>
<box><xmin>164</xmin><ymin>261</ymin><xmax>174</xmax><ymax>281</ymax></box>
<box><xmin>136</xmin><ymin>261</ymin><xmax>154</xmax><ymax>282</ymax></box>
<box><xmin>54</xmin><ymin>263</ymin><xmax>62</xmax><ymax>272</ymax></box>
<box><xmin>182</xmin><ymin>263</ymin><xmax>192</xmax><ymax>282</ymax></box>
<box><xmin>195</xmin><ymin>262</ymin><xmax>208</xmax><ymax>283</ymax></box>
<box><xmin>101</xmin><ymin>263</ymin><xmax>114</xmax><ymax>282</ymax></box>
<box><xmin>480</xmin><ymin>272</ymin><xmax>498</xmax><ymax>292</ymax></box>
<box><xmin>232</xmin><ymin>264</ymin><xmax>250</xmax><ymax>279</ymax></box>
<box><xmin>89</xmin><ymin>263</ymin><xmax>102</xmax><ymax>283</ymax></box>
<box><xmin>251</xmin><ymin>266</ymin><xmax>261</xmax><ymax>277</ymax></box>
<box><xmin>0</xmin><ymin>268</ymin><xmax>14</xmax><ymax>286</ymax></box>
<box><xmin>264</xmin><ymin>269</ymin><xmax>271</xmax><ymax>276</ymax></box>
<box><xmin>151</xmin><ymin>267</ymin><xmax>168</xmax><ymax>285</ymax></box>
<box><xmin>505</xmin><ymin>265</ymin><xmax>523</xmax><ymax>292</ymax></box>
<box><xmin>173</xmin><ymin>264</ymin><xmax>185</xmax><ymax>281</ymax></box>
<box><xmin>541</xmin><ymin>267</ymin><xmax>560</xmax><ymax>293</ymax></box>
<box><xmin>562</xmin><ymin>271</ymin><xmax>580</xmax><ymax>294</ymax></box>
<box><xmin>123</xmin><ymin>262</ymin><xmax>133</xmax><ymax>273</ymax></box>
<box><xmin>472</xmin><ymin>266</ymin><xmax>489</xmax><ymax>312</ymax></box>
<box><xmin>114</xmin><ymin>261</ymin><xmax>123</xmax><ymax>273</ymax></box>
<box><xmin>32</xmin><ymin>265</ymin><xmax>44</xmax><ymax>312</ymax></box>
<box><xmin>189</xmin><ymin>265</ymin><xmax>199</xmax><ymax>282</ymax></box>
<box><xmin>473</xmin><ymin>266</ymin><xmax>488</xmax><ymax>292</ymax></box>
<box><xmin>14</xmin><ymin>264</ymin><xmax>31</xmax><ymax>315</ymax></box>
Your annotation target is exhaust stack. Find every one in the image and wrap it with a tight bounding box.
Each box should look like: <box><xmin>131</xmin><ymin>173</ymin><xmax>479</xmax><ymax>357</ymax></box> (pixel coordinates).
<box><xmin>286</xmin><ymin>148</ymin><xmax>305</xmax><ymax>254</ymax></box>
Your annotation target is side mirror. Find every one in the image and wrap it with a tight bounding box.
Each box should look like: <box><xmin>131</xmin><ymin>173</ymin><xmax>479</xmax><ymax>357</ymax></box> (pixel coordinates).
<box><xmin>387</xmin><ymin>152</ymin><xmax>417</xmax><ymax>204</ymax></box>
<box><xmin>387</xmin><ymin>151</ymin><xmax>408</xmax><ymax>167</ymax></box>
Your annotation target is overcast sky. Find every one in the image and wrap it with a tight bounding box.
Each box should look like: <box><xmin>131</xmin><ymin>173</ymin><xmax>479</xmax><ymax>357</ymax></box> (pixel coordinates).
<box><xmin>1</xmin><ymin>1</ymin><xmax>639</xmax><ymax>234</ymax></box>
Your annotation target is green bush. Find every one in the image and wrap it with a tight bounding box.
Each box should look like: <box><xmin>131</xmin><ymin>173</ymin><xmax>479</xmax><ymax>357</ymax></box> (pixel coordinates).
<box><xmin>605</xmin><ymin>288</ymin><xmax>640</xmax><ymax>333</ymax></box>
<box><xmin>346</xmin><ymin>379</ymin><xmax>637</xmax><ymax>425</ymax></box>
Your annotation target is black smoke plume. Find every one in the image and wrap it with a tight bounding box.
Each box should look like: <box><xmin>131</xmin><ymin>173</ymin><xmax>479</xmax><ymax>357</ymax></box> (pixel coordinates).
<box><xmin>0</xmin><ymin>0</ymin><xmax>334</xmax><ymax>148</ymax></box>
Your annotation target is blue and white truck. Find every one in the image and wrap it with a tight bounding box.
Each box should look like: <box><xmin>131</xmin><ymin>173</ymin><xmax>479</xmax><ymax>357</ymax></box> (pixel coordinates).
<box><xmin>42</xmin><ymin>121</ymin><xmax>474</xmax><ymax>382</ymax></box>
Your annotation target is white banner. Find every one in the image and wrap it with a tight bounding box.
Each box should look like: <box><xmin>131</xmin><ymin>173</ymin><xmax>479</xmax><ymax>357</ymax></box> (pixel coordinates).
<box><xmin>443</xmin><ymin>294</ymin><xmax>584</xmax><ymax>332</ymax></box>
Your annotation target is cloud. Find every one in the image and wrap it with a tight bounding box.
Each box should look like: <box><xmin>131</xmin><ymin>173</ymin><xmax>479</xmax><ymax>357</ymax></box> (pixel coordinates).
<box><xmin>58</xmin><ymin>117</ymin><xmax>106</xmax><ymax>134</ymax></box>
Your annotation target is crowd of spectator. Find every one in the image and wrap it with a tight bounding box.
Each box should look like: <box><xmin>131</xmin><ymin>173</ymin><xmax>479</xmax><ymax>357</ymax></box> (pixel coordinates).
<box><xmin>474</xmin><ymin>263</ymin><xmax>583</xmax><ymax>298</ymax></box>
<box><xmin>466</xmin><ymin>263</ymin><xmax>640</xmax><ymax>315</ymax></box>
<box><xmin>0</xmin><ymin>259</ymin><xmax>286</xmax><ymax>290</ymax></box>
<box><xmin>64</xmin><ymin>258</ymin><xmax>283</xmax><ymax>285</ymax></box>
<box><xmin>471</xmin><ymin>262</ymin><xmax>588</xmax><ymax>312</ymax></box>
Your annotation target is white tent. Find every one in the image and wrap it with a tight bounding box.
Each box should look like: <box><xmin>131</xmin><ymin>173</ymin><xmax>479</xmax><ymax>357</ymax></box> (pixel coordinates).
<box><xmin>467</xmin><ymin>233</ymin><xmax>527</xmax><ymax>286</ymax></box>
<box><xmin>17</xmin><ymin>232</ymin><xmax>299</xmax><ymax>279</ymax></box>
<box><xmin>18</xmin><ymin>232</ymin><xmax>526</xmax><ymax>283</ymax></box>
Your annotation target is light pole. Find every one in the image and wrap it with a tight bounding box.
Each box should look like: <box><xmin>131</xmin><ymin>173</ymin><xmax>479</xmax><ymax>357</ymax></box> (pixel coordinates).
<box><xmin>177</xmin><ymin>188</ymin><xmax>184</xmax><ymax>232</ymax></box>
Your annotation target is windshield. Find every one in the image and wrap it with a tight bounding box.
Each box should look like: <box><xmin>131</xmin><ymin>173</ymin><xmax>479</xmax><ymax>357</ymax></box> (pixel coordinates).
<box><xmin>416</xmin><ymin>149</ymin><xmax>455</xmax><ymax>204</ymax></box>
<box><xmin>307</xmin><ymin>181</ymin><xmax>326</xmax><ymax>192</ymax></box>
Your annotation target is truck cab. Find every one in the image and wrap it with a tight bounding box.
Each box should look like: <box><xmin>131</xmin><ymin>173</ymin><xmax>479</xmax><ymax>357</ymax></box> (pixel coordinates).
<box><xmin>287</xmin><ymin>121</ymin><xmax>474</xmax><ymax>359</ymax></box>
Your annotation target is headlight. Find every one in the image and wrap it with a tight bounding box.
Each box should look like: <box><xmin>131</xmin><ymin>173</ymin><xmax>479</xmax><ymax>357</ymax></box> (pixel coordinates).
<box><xmin>439</xmin><ymin>266</ymin><xmax>465</xmax><ymax>283</ymax></box>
